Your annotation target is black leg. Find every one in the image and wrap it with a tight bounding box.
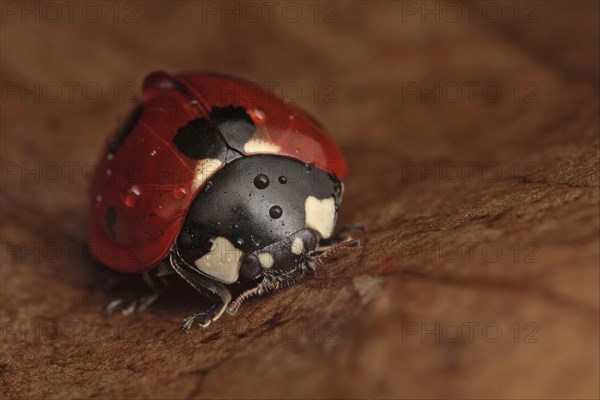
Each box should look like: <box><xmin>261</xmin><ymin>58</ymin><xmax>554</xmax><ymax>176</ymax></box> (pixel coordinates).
<box><xmin>317</xmin><ymin>223</ymin><xmax>364</xmax><ymax>248</ymax></box>
<box><xmin>311</xmin><ymin>234</ymin><xmax>361</xmax><ymax>268</ymax></box>
<box><xmin>336</xmin><ymin>223</ymin><xmax>365</xmax><ymax>237</ymax></box>
<box><xmin>169</xmin><ymin>252</ymin><xmax>232</xmax><ymax>331</ymax></box>
<box><xmin>104</xmin><ymin>271</ymin><xmax>164</xmax><ymax>316</ymax></box>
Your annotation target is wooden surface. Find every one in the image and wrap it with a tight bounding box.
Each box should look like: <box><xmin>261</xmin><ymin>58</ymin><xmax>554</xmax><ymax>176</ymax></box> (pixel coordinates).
<box><xmin>1</xmin><ymin>1</ymin><xmax>599</xmax><ymax>398</ymax></box>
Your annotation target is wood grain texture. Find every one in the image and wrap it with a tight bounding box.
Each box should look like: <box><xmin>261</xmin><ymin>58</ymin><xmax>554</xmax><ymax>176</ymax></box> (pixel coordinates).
<box><xmin>1</xmin><ymin>1</ymin><xmax>598</xmax><ymax>398</ymax></box>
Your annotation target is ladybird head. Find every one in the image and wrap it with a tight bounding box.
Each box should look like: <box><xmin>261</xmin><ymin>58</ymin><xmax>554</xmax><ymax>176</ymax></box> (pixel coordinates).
<box><xmin>238</xmin><ymin>228</ymin><xmax>320</xmax><ymax>281</ymax></box>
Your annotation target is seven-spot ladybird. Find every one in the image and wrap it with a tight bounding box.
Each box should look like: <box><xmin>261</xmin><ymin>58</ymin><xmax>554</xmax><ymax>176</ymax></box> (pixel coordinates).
<box><xmin>88</xmin><ymin>71</ymin><xmax>361</xmax><ymax>331</ymax></box>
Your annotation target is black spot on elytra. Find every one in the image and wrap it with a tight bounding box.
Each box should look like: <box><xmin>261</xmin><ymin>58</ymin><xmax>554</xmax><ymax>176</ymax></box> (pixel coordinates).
<box><xmin>210</xmin><ymin>106</ymin><xmax>256</xmax><ymax>149</ymax></box>
<box><xmin>108</xmin><ymin>105</ymin><xmax>143</xmax><ymax>154</ymax></box>
<box><xmin>106</xmin><ymin>207</ymin><xmax>117</xmax><ymax>238</ymax></box>
<box><xmin>173</xmin><ymin>118</ymin><xmax>227</xmax><ymax>160</ymax></box>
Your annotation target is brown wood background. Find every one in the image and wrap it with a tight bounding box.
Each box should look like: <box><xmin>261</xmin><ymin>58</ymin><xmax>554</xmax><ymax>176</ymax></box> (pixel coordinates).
<box><xmin>1</xmin><ymin>1</ymin><xmax>599</xmax><ymax>398</ymax></box>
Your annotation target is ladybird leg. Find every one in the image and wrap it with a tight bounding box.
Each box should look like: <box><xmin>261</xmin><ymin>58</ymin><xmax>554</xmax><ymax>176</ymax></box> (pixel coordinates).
<box><xmin>336</xmin><ymin>223</ymin><xmax>365</xmax><ymax>236</ymax></box>
<box><xmin>104</xmin><ymin>293</ymin><xmax>161</xmax><ymax>316</ymax></box>
<box><xmin>169</xmin><ymin>253</ymin><xmax>232</xmax><ymax>331</ymax></box>
<box><xmin>104</xmin><ymin>271</ymin><xmax>165</xmax><ymax>316</ymax></box>
<box><xmin>104</xmin><ymin>298</ymin><xmax>127</xmax><ymax>315</ymax></box>
<box><xmin>309</xmin><ymin>237</ymin><xmax>361</xmax><ymax>270</ymax></box>
<box><xmin>312</xmin><ymin>224</ymin><xmax>363</xmax><ymax>255</ymax></box>
<box><xmin>181</xmin><ymin>303</ymin><xmax>223</xmax><ymax>331</ymax></box>
<box><xmin>120</xmin><ymin>292</ymin><xmax>161</xmax><ymax>315</ymax></box>
<box><xmin>323</xmin><ymin>223</ymin><xmax>364</xmax><ymax>245</ymax></box>
<box><xmin>122</xmin><ymin>272</ymin><xmax>163</xmax><ymax>314</ymax></box>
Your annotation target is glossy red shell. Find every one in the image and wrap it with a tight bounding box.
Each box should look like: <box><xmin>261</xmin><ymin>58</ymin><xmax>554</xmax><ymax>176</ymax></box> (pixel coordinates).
<box><xmin>88</xmin><ymin>72</ymin><xmax>347</xmax><ymax>273</ymax></box>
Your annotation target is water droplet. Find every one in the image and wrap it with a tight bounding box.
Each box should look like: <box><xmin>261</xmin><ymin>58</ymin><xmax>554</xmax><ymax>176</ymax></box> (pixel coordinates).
<box><xmin>106</xmin><ymin>153</ymin><xmax>114</xmax><ymax>160</ymax></box>
<box><xmin>204</xmin><ymin>181</ymin><xmax>213</xmax><ymax>191</ymax></box>
<box><xmin>122</xmin><ymin>185</ymin><xmax>142</xmax><ymax>207</ymax></box>
<box><xmin>95</xmin><ymin>195</ymin><xmax>103</xmax><ymax>203</ymax></box>
<box><xmin>106</xmin><ymin>169</ymin><xmax>113</xmax><ymax>176</ymax></box>
<box><xmin>235</xmin><ymin>238</ymin><xmax>244</xmax><ymax>247</ymax></box>
<box><xmin>251</xmin><ymin>108</ymin><xmax>266</xmax><ymax>125</ymax></box>
<box><xmin>254</xmin><ymin>174</ymin><xmax>269</xmax><ymax>189</ymax></box>
<box><xmin>173</xmin><ymin>185</ymin><xmax>188</xmax><ymax>199</ymax></box>
<box><xmin>278</xmin><ymin>176</ymin><xmax>287</xmax><ymax>184</ymax></box>
<box><xmin>295</xmin><ymin>148</ymin><xmax>301</xmax><ymax>154</ymax></box>
<box><xmin>289</xmin><ymin>115</ymin><xmax>295</xmax><ymax>120</ymax></box>
<box><xmin>150</xmin><ymin>150</ymin><xmax>157</xmax><ymax>156</ymax></box>
<box><xmin>269</xmin><ymin>205</ymin><xmax>282</xmax><ymax>219</ymax></box>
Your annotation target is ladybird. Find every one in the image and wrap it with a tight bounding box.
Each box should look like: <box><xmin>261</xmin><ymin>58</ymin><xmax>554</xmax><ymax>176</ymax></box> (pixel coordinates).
<box><xmin>88</xmin><ymin>71</ymin><xmax>361</xmax><ymax>331</ymax></box>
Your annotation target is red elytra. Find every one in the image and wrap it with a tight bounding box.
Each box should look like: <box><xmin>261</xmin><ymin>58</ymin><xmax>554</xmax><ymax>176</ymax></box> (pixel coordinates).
<box><xmin>88</xmin><ymin>71</ymin><xmax>347</xmax><ymax>273</ymax></box>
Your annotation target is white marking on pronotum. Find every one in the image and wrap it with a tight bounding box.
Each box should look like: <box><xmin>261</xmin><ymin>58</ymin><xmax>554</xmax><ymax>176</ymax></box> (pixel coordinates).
<box><xmin>258</xmin><ymin>252</ymin><xmax>275</xmax><ymax>269</ymax></box>
<box><xmin>291</xmin><ymin>237</ymin><xmax>304</xmax><ymax>255</ymax></box>
<box><xmin>243</xmin><ymin>135</ymin><xmax>281</xmax><ymax>154</ymax></box>
<box><xmin>194</xmin><ymin>237</ymin><xmax>243</xmax><ymax>284</ymax></box>
<box><xmin>192</xmin><ymin>158</ymin><xmax>222</xmax><ymax>191</ymax></box>
<box><xmin>304</xmin><ymin>196</ymin><xmax>336</xmax><ymax>239</ymax></box>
